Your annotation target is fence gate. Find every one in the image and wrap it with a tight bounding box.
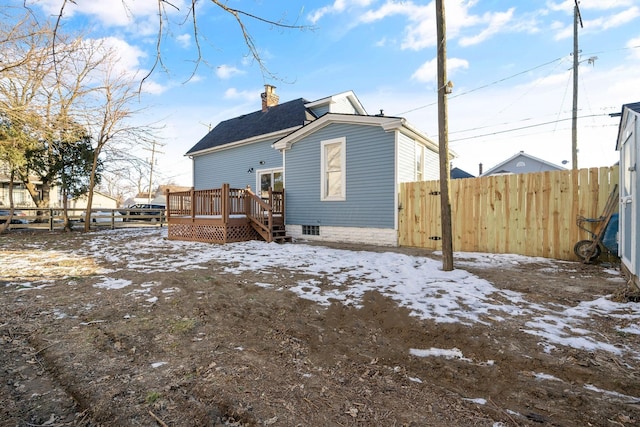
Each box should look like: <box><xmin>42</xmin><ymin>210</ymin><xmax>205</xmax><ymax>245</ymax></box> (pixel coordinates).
<box><xmin>398</xmin><ymin>166</ymin><xmax>619</xmax><ymax>261</ymax></box>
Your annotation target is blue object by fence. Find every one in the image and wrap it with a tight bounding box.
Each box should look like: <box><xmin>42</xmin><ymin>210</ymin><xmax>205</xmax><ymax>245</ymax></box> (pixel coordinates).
<box><xmin>602</xmin><ymin>213</ymin><xmax>619</xmax><ymax>256</ymax></box>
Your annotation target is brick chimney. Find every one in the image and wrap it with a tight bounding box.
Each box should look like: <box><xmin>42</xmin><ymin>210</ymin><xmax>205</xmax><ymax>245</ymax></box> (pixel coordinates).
<box><xmin>261</xmin><ymin>84</ymin><xmax>279</xmax><ymax>112</ymax></box>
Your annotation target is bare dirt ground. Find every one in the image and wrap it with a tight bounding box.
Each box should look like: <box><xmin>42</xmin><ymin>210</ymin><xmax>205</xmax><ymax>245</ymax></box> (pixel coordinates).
<box><xmin>1</xmin><ymin>229</ymin><xmax>639</xmax><ymax>427</ymax></box>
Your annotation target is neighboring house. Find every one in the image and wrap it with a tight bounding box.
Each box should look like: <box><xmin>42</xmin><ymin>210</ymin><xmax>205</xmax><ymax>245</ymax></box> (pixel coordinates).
<box><xmin>124</xmin><ymin>185</ymin><xmax>190</xmax><ymax>207</ymax></box>
<box><xmin>0</xmin><ymin>170</ymin><xmax>61</xmax><ymax>208</ymax></box>
<box><xmin>615</xmin><ymin>101</ymin><xmax>640</xmax><ymax>289</ymax></box>
<box><xmin>67</xmin><ymin>191</ymin><xmax>118</xmax><ymax>210</ymax></box>
<box><xmin>185</xmin><ymin>85</ymin><xmax>444</xmax><ymax>246</ymax></box>
<box><xmin>451</xmin><ymin>167</ymin><xmax>474</xmax><ymax>179</ymax></box>
<box><xmin>481</xmin><ymin>151</ymin><xmax>566</xmax><ymax>176</ymax></box>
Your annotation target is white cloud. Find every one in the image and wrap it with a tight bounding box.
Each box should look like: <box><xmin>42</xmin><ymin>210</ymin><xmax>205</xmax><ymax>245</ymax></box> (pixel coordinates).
<box><xmin>629</xmin><ymin>36</ymin><xmax>640</xmax><ymax>59</ymax></box>
<box><xmin>176</xmin><ymin>34</ymin><xmax>192</xmax><ymax>49</ymax></box>
<box><xmin>27</xmin><ymin>0</ymin><xmax>187</xmax><ymax>36</ymax></box>
<box><xmin>360</xmin><ymin>1</ymin><xmax>516</xmax><ymax>51</ymax></box>
<box><xmin>216</xmin><ymin>65</ymin><xmax>245</xmax><ymax>80</ymax></box>
<box><xmin>411</xmin><ymin>57</ymin><xmax>470</xmax><ymax>84</ymax></box>
<box><xmin>224</xmin><ymin>88</ymin><xmax>258</xmax><ymax>102</ymax></box>
<box><xmin>459</xmin><ymin>8</ymin><xmax>515</xmax><ymax>47</ymax></box>
<box><xmin>91</xmin><ymin>37</ymin><xmax>169</xmax><ymax>95</ymax></box>
<box><xmin>308</xmin><ymin>0</ymin><xmax>375</xmax><ymax>24</ymax></box>
<box><xmin>586</xmin><ymin>7</ymin><xmax>640</xmax><ymax>31</ymax></box>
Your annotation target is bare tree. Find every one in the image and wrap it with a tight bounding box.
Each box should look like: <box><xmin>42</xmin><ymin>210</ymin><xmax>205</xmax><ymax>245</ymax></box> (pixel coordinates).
<box><xmin>72</xmin><ymin>53</ymin><xmax>159</xmax><ymax>232</ymax></box>
<box><xmin>47</xmin><ymin>0</ymin><xmax>309</xmax><ymax>83</ymax></box>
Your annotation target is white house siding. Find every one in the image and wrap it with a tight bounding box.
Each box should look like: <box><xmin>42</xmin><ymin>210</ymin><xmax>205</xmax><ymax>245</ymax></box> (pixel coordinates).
<box><xmin>193</xmin><ymin>138</ymin><xmax>282</xmax><ymax>190</ymax></box>
<box><xmin>69</xmin><ymin>192</ymin><xmax>117</xmax><ymax>209</ymax></box>
<box><xmin>397</xmin><ymin>134</ymin><xmax>416</xmax><ymax>183</ymax></box>
<box><xmin>284</xmin><ymin>122</ymin><xmax>396</xmax><ymax>230</ymax></box>
<box><xmin>423</xmin><ymin>145</ymin><xmax>439</xmax><ymax>180</ymax></box>
<box><xmin>618</xmin><ymin>105</ymin><xmax>640</xmax><ymax>286</ymax></box>
<box><xmin>287</xmin><ymin>224</ymin><xmax>397</xmax><ymax>246</ymax></box>
<box><xmin>397</xmin><ymin>133</ymin><xmax>439</xmax><ymax>183</ymax></box>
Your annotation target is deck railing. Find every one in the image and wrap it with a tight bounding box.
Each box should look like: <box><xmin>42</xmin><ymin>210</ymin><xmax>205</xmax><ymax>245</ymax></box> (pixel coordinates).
<box><xmin>166</xmin><ymin>184</ymin><xmax>284</xmax><ymax>242</ymax></box>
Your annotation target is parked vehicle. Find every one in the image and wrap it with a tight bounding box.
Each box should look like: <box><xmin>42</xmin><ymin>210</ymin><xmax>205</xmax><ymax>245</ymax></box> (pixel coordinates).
<box><xmin>0</xmin><ymin>209</ymin><xmax>28</xmax><ymax>224</ymax></box>
<box><xmin>80</xmin><ymin>210</ymin><xmax>123</xmax><ymax>223</ymax></box>
<box><xmin>119</xmin><ymin>204</ymin><xmax>166</xmax><ymax>222</ymax></box>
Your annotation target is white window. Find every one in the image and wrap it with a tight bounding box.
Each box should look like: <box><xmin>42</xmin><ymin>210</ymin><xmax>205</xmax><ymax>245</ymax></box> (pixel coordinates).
<box><xmin>321</xmin><ymin>137</ymin><xmax>346</xmax><ymax>201</ymax></box>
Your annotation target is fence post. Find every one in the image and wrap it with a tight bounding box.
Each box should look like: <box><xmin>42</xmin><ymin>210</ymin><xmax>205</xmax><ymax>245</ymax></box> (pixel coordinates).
<box><xmin>49</xmin><ymin>208</ymin><xmax>54</xmax><ymax>231</ymax></box>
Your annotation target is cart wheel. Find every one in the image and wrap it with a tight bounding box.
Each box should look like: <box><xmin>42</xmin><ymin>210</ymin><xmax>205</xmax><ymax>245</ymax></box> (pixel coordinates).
<box><xmin>574</xmin><ymin>240</ymin><xmax>601</xmax><ymax>262</ymax></box>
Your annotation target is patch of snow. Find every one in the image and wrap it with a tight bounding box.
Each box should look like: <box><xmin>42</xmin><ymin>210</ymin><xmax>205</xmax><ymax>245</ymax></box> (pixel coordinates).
<box><xmin>93</xmin><ymin>278</ymin><xmax>132</xmax><ymax>290</ymax></box>
<box><xmin>4</xmin><ymin>228</ymin><xmax>640</xmax><ymax>359</ymax></box>
<box><xmin>533</xmin><ymin>372</ymin><xmax>562</xmax><ymax>381</ymax></box>
<box><xmin>463</xmin><ymin>397</ymin><xmax>487</xmax><ymax>405</ymax></box>
<box><xmin>410</xmin><ymin>347</ymin><xmax>467</xmax><ymax>360</ymax></box>
<box><xmin>618</xmin><ymin>324</ymin><xmax>640</xmax><ymax>335</ymax></box>
<box><xmin>584</xmin><ymin>384</ymin><xmax>640</xmax><ymax>401</ymax></box>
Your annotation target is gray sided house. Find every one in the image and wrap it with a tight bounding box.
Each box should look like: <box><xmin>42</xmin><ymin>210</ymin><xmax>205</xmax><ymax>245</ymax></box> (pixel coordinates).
<box><xmin>481</xmin><ymin>151</ymin><xmax>566</xmax><ymax>176</ymax></box>
<box><xmin>616</xmin><ymin>102</ymin><xmax>640</xmax><ymax>289</ymax></box>
<box><xmin>185</xmin><ymin>85</ymin><xmax>441</xmax><ymax>246</ymax></box>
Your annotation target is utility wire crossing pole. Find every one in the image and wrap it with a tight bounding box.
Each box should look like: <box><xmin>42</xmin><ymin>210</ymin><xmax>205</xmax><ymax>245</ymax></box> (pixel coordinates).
<box><xmin>436</xmin><ymin>0</ymin><xmax>454</xmax><ymax>271</ymax></box>
<box><xmin>571</xmin><ymin>0</ymin><xmax>583</xmax><ymax>170</ymax></box>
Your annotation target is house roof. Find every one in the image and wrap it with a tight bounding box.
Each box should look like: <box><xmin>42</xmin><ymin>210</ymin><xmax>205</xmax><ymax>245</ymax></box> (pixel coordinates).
<box><xmin>481</xmin><ymin>151</ymin><xmax>565</xmax><ymax>176</ymax></box>
<box><xmin>186</xmin><ymin>98</ymin><xmax>316</xmax><ymax>156</ymax></box>
<box><xmin>451</xmin><ymin>167</ymin><xmax>474</xmax><ymax>179</ymax></box>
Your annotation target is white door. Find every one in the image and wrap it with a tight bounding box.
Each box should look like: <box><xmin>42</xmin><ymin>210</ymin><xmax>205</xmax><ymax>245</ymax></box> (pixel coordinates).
<box><xmin>619</xmin><ymin>117</ymin><xmax>636</xmax><ymax>272</ymax></box>
<box><xmin>257</xmin><ymin>169</ymin><xmax>283</xmax><ymax>199</ymax></box>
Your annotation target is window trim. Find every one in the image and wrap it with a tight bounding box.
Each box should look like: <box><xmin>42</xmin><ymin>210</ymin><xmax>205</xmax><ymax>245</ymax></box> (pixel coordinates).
<box><xmin>256</xmin><ymin>167</ymin><xmax>283</xmax><ymax>198</ymax></box>
<box><xmin>320</xmin><ymin>137</ymin><xmax>346</xmax><ymax>201</ymax></box>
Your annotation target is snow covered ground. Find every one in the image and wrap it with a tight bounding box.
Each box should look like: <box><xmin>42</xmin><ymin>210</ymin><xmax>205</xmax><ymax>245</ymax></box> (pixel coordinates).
<box><xmin>2</xmin><ymin>227</ymin><xmax>638</xmax><ymax>359</ymax></box>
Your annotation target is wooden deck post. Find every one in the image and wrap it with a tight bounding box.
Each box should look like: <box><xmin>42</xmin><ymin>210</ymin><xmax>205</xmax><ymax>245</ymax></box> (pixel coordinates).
<box><xmin>221</xmin><ymin>183</ymin><xmax>229</xmax><ymax>224</ymax></box>
<box><xmin>165</xmin><ymin>189</ymin><xmax>171</xmax><ymax>220</ymax></box>
<box><xmin>190</xmin><ymin>188</ymin><xmax>195</xmax><ymax>221</ymax></box>
<box><xmin>267</xmin><ymin>187</ymin><xmax>273</xmax><ymax>239</ymax></box>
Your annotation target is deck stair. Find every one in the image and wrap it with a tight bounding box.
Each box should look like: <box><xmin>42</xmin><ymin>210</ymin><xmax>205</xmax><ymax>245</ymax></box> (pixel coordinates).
<box><xmin>272</xmin><ymin>224</ymin><xmax>292</xmax><ymax>243</ymax></box>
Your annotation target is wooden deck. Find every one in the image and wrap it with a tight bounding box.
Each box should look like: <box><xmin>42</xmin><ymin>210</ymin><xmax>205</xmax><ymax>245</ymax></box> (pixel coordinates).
<box><xmin>165</xmin><ymin>184</ymin><xmax>289</xmax><ymax>244</ymax></box>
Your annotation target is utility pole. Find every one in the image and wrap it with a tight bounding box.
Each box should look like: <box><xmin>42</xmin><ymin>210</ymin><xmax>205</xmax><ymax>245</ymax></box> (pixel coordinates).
<box><xmin>571</xmin><ymin>0</ymin><xmax>583</xmax><ymax>170</ymax></box>
<box><xmin>436</xmin><ymin>0</ymin><xmax>454</xmax><ymax>271</ymax></box>
<box><xmin>143</xmin><ymin>141</ymin><xmax>165</xmax><ymax>203</ymax></box>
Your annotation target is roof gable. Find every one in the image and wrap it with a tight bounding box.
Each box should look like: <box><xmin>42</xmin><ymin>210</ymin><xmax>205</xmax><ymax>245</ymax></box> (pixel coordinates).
<box><xmin>304</xmin><ymin>91</ymin><xmax>367</xmax><ymax>116</ymax></box>
<box><xmin>482</xmin><ymin>151</ymin><xmax>565</xmax><ymax>176</ymax></box>
<box><xmin>272</xmin><ymin>113</ymin><xmax>439</xmax><ymax>152</ymax></box>
<box><xmin>186</xmin><ymin>98</ymin><xmax>314</xmax><ymax>155</ymax></box>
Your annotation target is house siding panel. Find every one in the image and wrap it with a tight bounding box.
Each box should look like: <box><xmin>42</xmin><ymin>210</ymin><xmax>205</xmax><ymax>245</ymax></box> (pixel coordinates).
<box><xmin>397</xmin><ymin>134</ymin><xmax>439</xmax><ymax>182</ymax></box>
<box><xmin>309</xmin><ymin>105</ymin><xmax>330</xmax><ymax>117</ymax></box>
<box><xmin>193</xmin><ymin>139</ymin><xmax>282</xmax><ymax>189</ymax></box>
<box><xmin>424</xmin><ymin>145</ymin><xmax>439</xmax><ymax>180</ymax></box>
<box><xmin>285</xmin><ymin>123</ymin><xmax>396</xmax><ymax>229</ymax></box>
<box><xmin>397</xmin><ymin>134</ymin><xmax>415</xmax><ymax>183</ymax></box>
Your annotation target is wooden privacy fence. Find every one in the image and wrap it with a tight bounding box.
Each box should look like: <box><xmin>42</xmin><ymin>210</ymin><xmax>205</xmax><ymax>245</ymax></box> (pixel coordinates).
<box><xmin>398</xmin><ymin>166</ymin><xmax>619</xmax><ymax>261</ymax></box>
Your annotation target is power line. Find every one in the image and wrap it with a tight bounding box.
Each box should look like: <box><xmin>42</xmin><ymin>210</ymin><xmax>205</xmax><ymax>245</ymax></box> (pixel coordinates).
<box><xmin>449</xmin><ymin>112</ymin><xmax>609</xmax><ymax>143</ymax></box>
<box><xmin>396</xmin><ymin>56</ymin><xmax>569</xmax><ymax>115</ymax></box>
<box><xmin>395</xmin><ymin>44</ymin><xmax>640</xmax><ymax>117</ymax></box>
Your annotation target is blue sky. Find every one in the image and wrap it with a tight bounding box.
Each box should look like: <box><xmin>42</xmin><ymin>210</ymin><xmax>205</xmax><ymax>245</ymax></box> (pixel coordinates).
<box><xmin>20</xmin><ymin>0</ymin><xmax>640</xmax><ymax>186</ymax></box>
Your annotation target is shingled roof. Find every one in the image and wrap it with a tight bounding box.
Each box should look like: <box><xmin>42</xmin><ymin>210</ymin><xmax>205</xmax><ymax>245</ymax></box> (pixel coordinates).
<box><xmin>186</xmin><ymin>98</ymin><xmax>316</xmax><ymax>155</ymax></box>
